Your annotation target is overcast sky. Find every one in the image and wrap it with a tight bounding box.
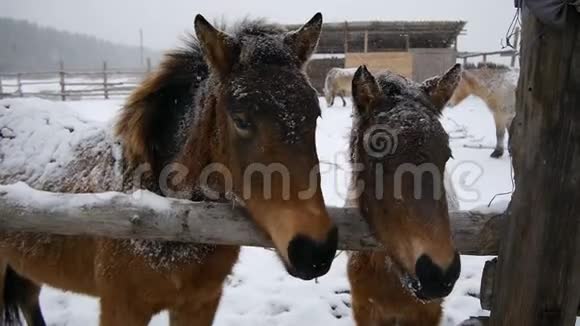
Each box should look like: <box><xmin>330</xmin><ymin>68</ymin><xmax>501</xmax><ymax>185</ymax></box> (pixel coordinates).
<box><xmin>1</xmin><ymin>0</ymin><xmax>517</xmax><ymax>52</ymax></box>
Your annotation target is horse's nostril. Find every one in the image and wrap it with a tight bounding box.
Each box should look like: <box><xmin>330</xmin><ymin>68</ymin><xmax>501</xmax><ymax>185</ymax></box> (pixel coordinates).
<box><xmin>287</xmin><ymin>227</ymin><xmax>338</xmax><ymax>280</ymax></box>
<box><xmin>415</xmin><ymin>252</ymin><xmax>461</xmax><ymax>299</ymax></box>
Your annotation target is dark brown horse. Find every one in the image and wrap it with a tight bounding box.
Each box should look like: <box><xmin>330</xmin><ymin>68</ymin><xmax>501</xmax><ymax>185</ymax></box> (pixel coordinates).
<box><xmin>0</xmin><ymin>13</ymin><xmax>338</xmax><ymax>326</ymax></box>
<box><xmin>347</xmin><ymin>65</ymin><xmax>462</xmax><ymax>325</ymax></box>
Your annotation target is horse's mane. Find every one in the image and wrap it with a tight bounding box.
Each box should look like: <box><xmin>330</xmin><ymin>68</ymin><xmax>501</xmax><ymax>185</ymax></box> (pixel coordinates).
<box><xmin>115</xmin><ymin>39</ymin><xmax>206</xmax><ymax>170</ymax></box>
<box><xmin>464</xmin><ymin>62</ymin><xmax>510</xmax><ymax>71</ymax></box>
<box><xmin>115</xmin><ymin>19</ymin><xmax>288</xmax><ymax>171</ymax></box>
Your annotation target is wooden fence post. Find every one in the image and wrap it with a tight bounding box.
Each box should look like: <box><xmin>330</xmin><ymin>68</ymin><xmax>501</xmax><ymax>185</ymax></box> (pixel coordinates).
<box><xmin>489</xmin><ymin>7</ymin><xmax>580</xmax><ymax>326</ymax></box>
<box><xmin>103</xmin><ymin>61</ymin><xmax>109</xmax><ymax>100</ymax></box>
<box><xmin>343</xmin><ymin>21</ymin><xmax>349</xmax><ymax>53</ymax></box>
<box><xmin>510</xmin><ymin>27</ymin><xmax>520</xmax><ymax>67</ymax></box>
<box><xmin>482</xmin><ymin>54</ymin><xmax>487</xmax><ymax>62</ymax></box>
<box><xmin>363</xmin><ymin>30</ymin><xmax>369</xmax><ymax>53</ymax></box>
<box><xmin>146</xmin><ymin>57</ymin><xmax>152</xmax><ymax>73</ymax></box>
<box><xmin>16</xmin><ymin>73</ymin><xmax>22</xmax><ymax>97</ymax></box>
<box><xmin>59</xmin><ymin>61</ymin><xmax>66</xmax><ymax>101</ymax></box>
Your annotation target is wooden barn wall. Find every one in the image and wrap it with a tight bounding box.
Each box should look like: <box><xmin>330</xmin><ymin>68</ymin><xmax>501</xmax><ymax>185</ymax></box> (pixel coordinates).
<box><xmin>411</xmin><ymin>48</ymin><xmax>456</xmax><ymax>82</ymax></box>
<box><xmin>305</xmin><ymin>57</ymin><xmax>345</xmax><ymax>94</ymax></box>
<box><xmin>344</xmin><ymin>52</ymin><xmax>413</xmax><ymax>78</ymax></box>
<box><xmin>304</xmin><ymin>49</ymin><xmax>456</xmax><ymax>95</ymax></box>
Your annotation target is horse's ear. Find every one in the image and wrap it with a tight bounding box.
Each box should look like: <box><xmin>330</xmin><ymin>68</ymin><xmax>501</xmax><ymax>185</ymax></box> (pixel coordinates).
<box><xmin>421</xmin><ymin>64</ymin><xmax>462</xmax><ymax>112</ymax></box>
<box><xmin>352</xmin><ymin>65</ymin><xmax>381</xmax><ymax>114</ymax></box>
<box><xmin>195</xmin><ymin>14</ymin><xmax>237</xmax><ymax>77</ymax></box>
<box><xmin>284</xmin><ymin>12</ymin><xmax>323</xmax><ymax>65</ymax></box>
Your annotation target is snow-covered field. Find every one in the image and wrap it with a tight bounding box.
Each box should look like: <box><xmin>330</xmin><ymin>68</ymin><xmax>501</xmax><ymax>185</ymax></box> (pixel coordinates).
<box><xmin>1</xmin><ymin>95</ymin><xmax>571</xmax><ymax>325</ymax></box>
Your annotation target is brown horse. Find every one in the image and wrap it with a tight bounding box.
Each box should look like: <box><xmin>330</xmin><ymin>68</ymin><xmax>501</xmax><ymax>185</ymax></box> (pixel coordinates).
<box><xmin>0</xmin><ymin>13</ymin><xmax>339</xmax><ymax>326</ymax></box>
<box><xmin>347</xmin><ymin>65</ymin><xmax>462</xmax><ymax>325</ymax></box>
<box><xmin>447</xmin><ymin>62</ymin><xmax>517</xmax><ymax>158</ymax></box>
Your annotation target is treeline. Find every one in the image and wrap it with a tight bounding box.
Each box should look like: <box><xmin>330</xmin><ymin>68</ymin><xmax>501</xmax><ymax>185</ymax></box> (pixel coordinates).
<box><xmin>0</xmin><ymin>17</ymin><xmax>161</xmax><ymax>72</ymax></box>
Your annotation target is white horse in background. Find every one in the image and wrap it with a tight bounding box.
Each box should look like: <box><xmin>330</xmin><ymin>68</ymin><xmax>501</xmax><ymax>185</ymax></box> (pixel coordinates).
<box><xmin>447</xmin><ymin>62</ymin><xmax>518</xmax><ymax>158</ymax></box>
<box><xmin>324</xmin><ymin>67</ymin><xmax>357</xmax><ymax>107</ymax></box>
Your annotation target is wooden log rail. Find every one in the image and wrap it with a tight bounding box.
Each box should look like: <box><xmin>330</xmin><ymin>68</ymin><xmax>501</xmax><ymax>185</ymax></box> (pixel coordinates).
<box><xmin>0</xmin><ymin>183</ymin><xmax>502</xmax><ymax>254</ymax></box>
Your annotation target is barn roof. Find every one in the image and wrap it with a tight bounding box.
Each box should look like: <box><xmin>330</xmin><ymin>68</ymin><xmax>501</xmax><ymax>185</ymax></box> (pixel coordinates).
<box><xmin>286</xmin><ymin>20</ymin><xmax>467</xmax><ymax>53</ymax></box>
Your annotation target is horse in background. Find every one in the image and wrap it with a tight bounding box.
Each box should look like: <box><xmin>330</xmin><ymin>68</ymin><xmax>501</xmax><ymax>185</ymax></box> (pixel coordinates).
<box><xmin>347</xmin><ymin>64</ymin><xmax>462</xmax><ymax>325</ymax></box>
<box><xmin>447</xmin><ymin>62</ymin><xmax>517</xmax><ymax>158</ymax></box>
<box><xmin>0</xmin><ymin>13</ymin><xmax>338</xmax><ymax>326</ymax></box>
<box><xmin>324</xmin><ymin>67</ymin><xmax>357</xmax><ymax>107</ymax></box>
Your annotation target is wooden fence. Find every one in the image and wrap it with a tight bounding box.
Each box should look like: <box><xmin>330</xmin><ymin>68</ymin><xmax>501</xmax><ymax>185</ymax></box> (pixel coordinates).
<box><xmin>457</xmin><ymin>27</ymin><xmax>520</xmax><ymax>68</ymax></box>
<box><xmin>0</xmin><ymin>183</ymin><xmax>502</xmax><ymax>255</ymax></box>
<box><xmin>457</xmin><ymin>49</ymin><xmax>519</xmax><ymax>67</ymax></box>
<box><xmin>0</xmin><ymin>60</ymin><xmax>150</xmax><ymax>101</ymax></box>
<box><xmin>0</xmin><ymin>48</ymin><xmax>518</xmax><ymax>101</ymax></box>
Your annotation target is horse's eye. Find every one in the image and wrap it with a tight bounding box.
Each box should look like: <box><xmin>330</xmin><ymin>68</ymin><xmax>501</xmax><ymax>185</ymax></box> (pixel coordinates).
<box><xmin>233</xmin><ymin>117</ymin><xmax>251</xmax><ymax>129</ymax></box>
<box><xmin>231</xmin><ymin>114</ymin><xmax>253</xmax><ymax>136</ymax></box>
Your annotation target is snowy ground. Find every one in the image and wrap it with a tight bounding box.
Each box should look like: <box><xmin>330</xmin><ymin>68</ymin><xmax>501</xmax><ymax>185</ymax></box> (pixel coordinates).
<box><xmin>1</xmin><ymin>95</ymin><xmax>567</xmax><ymax>325</ymax></box>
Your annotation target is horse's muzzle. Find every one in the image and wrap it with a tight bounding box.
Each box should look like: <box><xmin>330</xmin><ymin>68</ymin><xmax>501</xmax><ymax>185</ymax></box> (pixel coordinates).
<box><xmin>286</xmin><ymin>227</ymin><xmax>338</xmax><ymax>280</ymax></box>
<box><xmin>414</xmin><ymin>251</ymin><xmax>461</xmax><ymax>300</ymax></box>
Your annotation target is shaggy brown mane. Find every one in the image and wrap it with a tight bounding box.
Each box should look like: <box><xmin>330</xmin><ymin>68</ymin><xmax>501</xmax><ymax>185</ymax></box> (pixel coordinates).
<box><xmin>115</xmin><ymin>40</ymin><xmax>207</xmax><ymax>168</ymax></box>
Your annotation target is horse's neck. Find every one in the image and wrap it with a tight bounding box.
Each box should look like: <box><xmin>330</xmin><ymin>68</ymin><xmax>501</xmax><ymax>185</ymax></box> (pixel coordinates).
<box><xmin>467</xmin><ymin>70</ymin><xmax>507</xmax><ymax>98</ymax></box>
<box><xmin>460</xmin><ymin>72</ymin><xmax>494</xmax><ymax>108</ymax></box>
<box><xmin>177</xmin><ymin>99</ymin><xmax>227</xmax><ymax>196</ymax></box>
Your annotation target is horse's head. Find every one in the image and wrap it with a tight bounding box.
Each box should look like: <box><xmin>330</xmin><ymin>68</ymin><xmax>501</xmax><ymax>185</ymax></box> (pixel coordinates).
<box><xmin>447</xmin><ymin>70</ymin><xmax>472</xmax><ymax>107</ymax></box>
<box><xmin>350</xmin><ymin>65</ymin><xmax>462</xmax><ymax>301</ymax></box>
<box><xmin>193</xmin><ymin>13</ymin><xmax>337</xmax><ymax>280</ymax></box>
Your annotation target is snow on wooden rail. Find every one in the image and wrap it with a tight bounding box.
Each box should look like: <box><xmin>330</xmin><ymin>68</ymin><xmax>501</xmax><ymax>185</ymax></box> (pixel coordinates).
<box><xmin>0</xmin><ymin>183</ymin><xmax>503</xmax><ymax>254</ymax></box>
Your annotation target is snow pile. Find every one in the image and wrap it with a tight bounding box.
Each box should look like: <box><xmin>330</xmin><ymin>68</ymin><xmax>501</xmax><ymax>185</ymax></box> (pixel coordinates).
<box><xmin>0</xmin><ymin>98</ymin><xmax>115</xmax><ymax>188</ymax></box>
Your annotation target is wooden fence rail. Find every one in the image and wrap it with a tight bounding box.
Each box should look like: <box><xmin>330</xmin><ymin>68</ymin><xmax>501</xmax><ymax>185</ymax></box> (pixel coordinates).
<box><xmin>0</xmin><ymin>60</ymin><xmax>151</xmax><ymax>101</ymax></box>
<box><xmin>457</xmin><ymin>27</ymin><xmax>520</xmax><ymax>67</ymax></box>
<box><xmin>457</xmin><ymin>49</ymin><xmax>519</xmax><ymax>67</ymax></box>
<box><xmin>0</xmin><ymin>183</ymin><xmax>503</xmax><ymax>254</ymax></box>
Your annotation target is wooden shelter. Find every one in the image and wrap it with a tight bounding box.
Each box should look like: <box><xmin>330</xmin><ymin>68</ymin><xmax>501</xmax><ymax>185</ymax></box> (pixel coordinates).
<box><xmin>288</xmin><ymin>20</ymin><xmax>466</xmax><ymax>92</ymax></box>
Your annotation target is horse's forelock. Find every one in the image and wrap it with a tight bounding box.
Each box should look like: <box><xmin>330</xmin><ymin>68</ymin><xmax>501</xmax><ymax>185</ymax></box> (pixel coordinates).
<box><xmin>227</xmin><ymin>67</ymin><xmax>320</xmax><ymax>145</ymax></box>
<box><xmin>198</xmin><ymin>18</ymin><xmax>294</xmax><ymax>68</ymax></box>
<box><xmin>350</xmin><ymin>72</ymin><xmax>450</xmax><ymax>165</ymax></box>
<box><xmin>375</xmin><ymin>74</ymin><xmax>442</xmax><ymax>116</ymax></box>
<box><xmin>231</xmin><ymin>19</ymin><xmax>288</xmax><ymax>37</ymax></box>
